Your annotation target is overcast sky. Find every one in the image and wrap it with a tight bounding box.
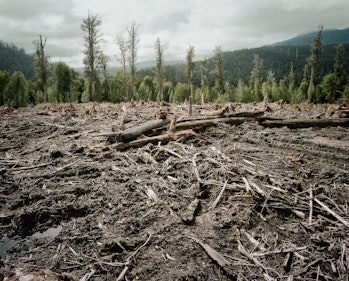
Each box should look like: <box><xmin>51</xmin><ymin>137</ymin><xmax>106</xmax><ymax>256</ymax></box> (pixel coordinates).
<box><xmin>0</xmin><ymin>0</ymin><xmax>348</xmax><ymax>67</ymax></box>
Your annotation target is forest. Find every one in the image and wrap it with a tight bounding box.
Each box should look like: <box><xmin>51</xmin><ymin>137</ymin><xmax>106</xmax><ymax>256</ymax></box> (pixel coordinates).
<box><xmin>0</xmin><ymin>16</ymin><xmax>348</xmax><ymax>108</ymax></box>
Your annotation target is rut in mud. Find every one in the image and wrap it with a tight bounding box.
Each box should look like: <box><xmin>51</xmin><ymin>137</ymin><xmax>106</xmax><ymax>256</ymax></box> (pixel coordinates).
<box><xmin>0</xmin><ymin>102</ymin><xmax>348</xmax><ymax>281</ymax></box>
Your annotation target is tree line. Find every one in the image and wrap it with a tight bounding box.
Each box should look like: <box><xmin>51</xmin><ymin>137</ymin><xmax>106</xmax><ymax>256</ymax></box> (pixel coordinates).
<box><xmin>0</xmin><ymin>17</ymin><xmax>348</xmax><ymax>109</ymax></box>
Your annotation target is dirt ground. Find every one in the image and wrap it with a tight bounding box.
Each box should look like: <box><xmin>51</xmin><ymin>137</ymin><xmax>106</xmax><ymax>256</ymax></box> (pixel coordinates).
<box><xmin>0</xmin><ymin>102</ymin><xmax>348</xmax><ymax>281</ymax></box>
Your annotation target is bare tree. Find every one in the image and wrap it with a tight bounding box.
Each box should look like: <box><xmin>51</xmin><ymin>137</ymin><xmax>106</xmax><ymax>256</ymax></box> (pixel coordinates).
<box><xmin>200</xmin><ymin>59</ymin><xmax>208</xmax><ymax>105</ymax></box>
<box><xmin>99</xmin><ymin>53</ymin><xmax>110</xmax><ymax>101</ymax></box>
<box><xmin>117</xmin><ymin>36</ymin><xmax>128</xmax><ymax>100</ymax></box>
<box><xmin>307</xmin><ymin>25</ymin><xmax>323</xmax><ymax>103</ymax></box>
<box><xmin>185</xmin><ymin>45</ymin><xmax>195</xmax><ymax>115</ymax></box>
<box><xmin>33</xmin><ymin>35</ymin><xmax>49</xmax><ymax>103</ymax></box>
<box><xmin>250</xmin><ymin>54</ymin><xmax>264</xmax><ymax>102</ymax></box>
<box><xmin>81</xmin><ymin>11</ymin><xmax>102</xmax><ymax>102</ymax></box>
<box><xmin>127</xmin><ymin>21</ymin><xmax>139</xmax><ymax>100</ymax></box>
<box><xmin>154</xmin><ymin>38</ymin><xmax>165</xmax><ymax>101</ymax></box>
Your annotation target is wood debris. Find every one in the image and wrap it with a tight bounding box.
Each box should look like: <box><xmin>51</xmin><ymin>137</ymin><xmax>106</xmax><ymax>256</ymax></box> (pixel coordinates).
<box><xmin>1</xmin><ymin>102</ymin><xmax>348</xmax><ymax>280</ymax></box>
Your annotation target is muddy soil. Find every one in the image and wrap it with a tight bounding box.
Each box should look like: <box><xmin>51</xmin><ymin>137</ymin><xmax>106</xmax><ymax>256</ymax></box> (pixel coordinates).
<box><xmin>0</xmin><ymin>102</ymin><xmax>348</xmax><ymax>281</ymax></box>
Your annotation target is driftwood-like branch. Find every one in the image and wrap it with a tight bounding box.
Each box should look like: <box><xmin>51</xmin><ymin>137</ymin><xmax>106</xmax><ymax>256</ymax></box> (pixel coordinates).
<box><xmin>174</xmin><ymin>117</ymin><xmax>257</xmax><ymax>131</ymax></box>
<box><xmin>252</xmin><ymin>246</ymin><xmax>307</xmax><ymax>257</ymax></box>
<box><xmin>110</xmin><ymin>129</ymin><xmax>201</xmax><ymax>150</ymax></box>
<box><xmin>189</xmin><ymin>235</ymin><xmax>235</xmax><ymax>277</ymax></box>
<box><xmin>260</xmin><ymin>118</ymin><xmax>349</xmax><ymax>129</ymax></box>
<box><xmin>314</xmin><ymin>198</ymin><xmax>349</xmax><ymax>228</ymax></box>
<box><xmin>95</xmin><ymin>110</ymin><xmax>264</xmax><ymax>148</ymax></box>
<box><xmin>208</xmin><ymin>180</ymin><xmax>228</xmax><ymax>210</ymax></box>
<box><xmin>238</xmin><ymin>240</ymin><xmax>268</xmax><ymax>269</ymax></box>
<box><xmin>189</xmin><ymin>235</ymin><xmax>230</xmax><ymax>267</ymax></box>
<box><xmin>95</xmin><ymin>118</ymin><xmax>170</xmax><ymax>142</ymax></box>
<box><xmin>191</xmin><ymin>109</ymin><xmax>264</xmax><ymax>120</ymax></box>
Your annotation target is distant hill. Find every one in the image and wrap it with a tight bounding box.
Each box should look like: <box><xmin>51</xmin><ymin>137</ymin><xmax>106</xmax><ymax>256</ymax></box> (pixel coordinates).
<box><xmin>138</xmin><ymin>28</ymin><xmax>349</xmax><ymax>87</ymax></box>
<box><xmin>271</xmin><ymin>27</ymin><xmax>349</xmax><ymax>46</ymax></box>
<box><xmin>137</xmin><ymin>43</ymin><xmax>349</xmax><ymax>87</ymax></box>
<box><xmin>221</xmin><ymin>43</ymin><xmax>349</xmax><ymax>85</ymax></box>
<box><xmin>108</xmin><ymin>60</ymin><xmax>184</xmax><ymax>76</ymax></box>
<box><xmin>0</xmin><ymin>41</ymin><xmax>35</xmax><ymax>79</ymax></box>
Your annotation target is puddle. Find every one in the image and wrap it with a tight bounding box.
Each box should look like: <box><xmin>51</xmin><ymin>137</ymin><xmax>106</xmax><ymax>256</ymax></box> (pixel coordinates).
<box><xmin>32</xmin><ymin>225</ymin><xmax>62</xmax><ymax>239</ymax></box>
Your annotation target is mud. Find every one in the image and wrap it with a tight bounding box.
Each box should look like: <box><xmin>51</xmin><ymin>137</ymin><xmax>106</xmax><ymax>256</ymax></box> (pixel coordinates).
<box><xmin>0</xmin><ymin>102</ymin><xmax>348</xmax><ymax>280</ymax></box>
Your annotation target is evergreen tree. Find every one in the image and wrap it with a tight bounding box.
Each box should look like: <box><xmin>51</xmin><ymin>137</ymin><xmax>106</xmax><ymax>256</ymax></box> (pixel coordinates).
<box><xmin>211</xmin><ymin>46</ymin><xmax>225</xmax><ymax>95</ymax></box>
<box><xmin>54</xmin><ymin>62</ymin><xmax>72</xmax><ymax>103</ymax></box>
<box><xmin>287</xmin><ymin>63</ymin><xmax>296</xmax><ymax>103</ymax></box>
<box><xmin>163</xmin><ymin>81</ymin><xmax>173</xmax><ymax>102</ymax></box>
<box><xmin>33</xmin><ymin>35</ymin><xmax>49</xmax><ymax>102</ymax></box>
<box><xmin>70</xmin><ymin>71</ymin><xmax>85</xmax><ymax>103</ymax></box>
<box><xmin>138</xmin><ymin>75</ymin><xmax>154</xmax><ymax>101</ymax></box>
<box><xmin>320</xmin><ymin>73</ymin><xmax>337</xmax><ymax>103</ymax></box>
<box><xmin>307</xmin><ymin>25</ymin><xmax>323</xmax><ymax>102</ymax></box>
<box><xmin>81</xmin><ymin>11</ymin><xmax>102</xmax><ymax>102</ymax></box>
<box><xmin>4</xmin><ymin>71</ymin><xmax>28</xmax><ymax>108</ymax></box>
<box><xmin>250</xmin><ymin>54</ymin><xmax>263</xmax><ymax>101</ymax></box>
<box><xmin>236</xmin><ymin>79</ymin><xmax>252</xmax><ymax>102</ymax></box>
<box><xmin>0</xmin><ymin>70</ymin><xmax>10</xmax><ymax>105</ymax></box>
<box><xmin>333</xmin><ymin>43</ymin><xmax>347</xmax><ymax>95</ymax></box>
<box><xmin>0</xmin><ymin>41</ymin><xmax>35</xmax><ymax>79</ymax></box>
<box><xmin>171</xmin><ymin>82</ymin><xmax>189</xmax><ymax>103</ymax></box>
<box><xmin>263</xmin><ymin>70</ymin><xmax>275</xmax><ymax>101</ymax></box>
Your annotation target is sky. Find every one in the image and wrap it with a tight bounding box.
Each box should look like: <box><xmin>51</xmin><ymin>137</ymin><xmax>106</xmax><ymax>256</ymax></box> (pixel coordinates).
<box><xmin>0</xmin><ymin>0</ymin><xmax>348</xmax><ymax>68</ymax></box>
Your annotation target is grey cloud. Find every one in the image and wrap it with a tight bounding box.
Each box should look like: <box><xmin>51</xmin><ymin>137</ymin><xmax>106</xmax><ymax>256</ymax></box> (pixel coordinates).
<box><xmin>1</xmin><ymin>0</ymin><xmax>348</xmax><ymax>67</ymax></box>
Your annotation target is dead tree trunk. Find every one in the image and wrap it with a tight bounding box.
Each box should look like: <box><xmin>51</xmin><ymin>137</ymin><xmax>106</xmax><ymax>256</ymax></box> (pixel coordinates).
<box><xmin>95</xmin><ymin>118</ymin><xmax>170</xmax><ymax>142</ymax></box>
<box><xmin>260</xmin><ymin>118</ymin><xmax>349</xmax><ymax>129</ymax></box>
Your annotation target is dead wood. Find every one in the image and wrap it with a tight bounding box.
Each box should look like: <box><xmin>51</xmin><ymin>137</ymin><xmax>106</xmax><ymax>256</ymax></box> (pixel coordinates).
<box><xmin>2</xmin><ymin>102</ymin><xmax>349</xmax><ymax>280</ymax></box>
<box><xmin>314</xmin><ymin>198</ymin><xmax>349</xmax><ymax>228</ymax></box>
<box><xmin>226</xmin><ymin>110</ymin><xmax>265</xmax><ymax>118</ymax></box>
<box><xmin>95</xmin><ymin>118</ymin><xmax>170</xmax><ymax>142</ymax></box>
<box><xmin>181</xmin><ymin>109</ymin><xmax>264</xmax><ymax>122</ymax></box>
<box><xmin>252</xmin><ymin>246</ymin><xmax>307</xmax><ymax>257</ymax></box>
<box><xmin>173</xmin><ymin>116</ymin><xmax>257</xmax><ymax>131</ymax></box>
<box><xmin>95</xmin><ymin>109</ymin><xmax>264</xmax><ymax>149</ymax></box>
<box><xmin>237</xmin><ymin>240</ymin><xmax>273</xmax><ymax>279</ymax></box>
<box><xmin>168</xmin><ymin>114</ymin><xmax>177</xmax><ymax>133</ymax></box>
<box><xmin>202</xmin><ymin>105</ymin><xmax>230</xmax><ymax>117</ymax></box>
<box><xmin>109</xmin><ymin>129</ymin><xmax>201</xmax><ymax>150</ymax></box>
<box><xmin>260</xmin><ymin>117</ymin><xmax>349</xmax><ymax>129</ymax></box>
<box><xmin>189</xmin><ymin>235</ymin><xmax>235</xmax><ymax>277</ymax></box>
<box><xmin>208</xmin><ymin>180</ymin><xmax>228</xmax><ymax>210</ymax></box>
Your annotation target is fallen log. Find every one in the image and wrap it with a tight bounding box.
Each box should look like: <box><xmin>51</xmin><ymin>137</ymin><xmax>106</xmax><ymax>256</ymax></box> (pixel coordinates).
<box><xmin>260</xmin><ymin>118</ymin><xmax>349</xmax><ymax>129</ymax></box>
<box><xmin>94</xmin><ymin>118</ymin><xmax>170</xmax><ymax>142</ymax></box>
<box><xmin>173</xmin><ymin>116</ymin><xmax>256</xmax><ymax>131</ymax></box>
<box><xmin>179</xmin><ymin>110</ymin><xmax>264</xmax><ymax>122</ymax></box>
<box><xmin>110</xmin><ymin>129</ymin><xmax>202</xmax><ymax>150</ymax></box>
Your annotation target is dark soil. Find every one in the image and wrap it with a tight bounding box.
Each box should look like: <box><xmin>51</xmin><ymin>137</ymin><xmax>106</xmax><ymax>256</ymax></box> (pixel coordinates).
<box><xmin>0</xmin><ymin>102</ymin><xmax>348</xmax><ymax>281</ymax></box>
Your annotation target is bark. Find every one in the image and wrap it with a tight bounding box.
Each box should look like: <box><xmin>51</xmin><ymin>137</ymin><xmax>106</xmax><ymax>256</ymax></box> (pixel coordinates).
<box><xmin>174</xmin><ymin>116</ymin><xmax>255</xmax><ymax>131</ymax></box>
<box><xmin>95</xmin><ymin>118</ymin><xmax>170</xmax><ymax>142</ymax></box>
<box><xmin>260</xmin><ymin>118</ymin><xmax>349</xmax><ymax>129</ymax></box>
<box><xmin>110</xmin><ymin>129</ymin><xmax>200</xmax><ymax>150</ymax></box>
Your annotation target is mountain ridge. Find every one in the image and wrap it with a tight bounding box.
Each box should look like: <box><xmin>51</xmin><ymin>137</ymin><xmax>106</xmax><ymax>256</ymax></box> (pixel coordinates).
<box><xmin>270</xmin><ymin>27</ymin><xmax>349</xmax><ymax>46</ymax></box>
